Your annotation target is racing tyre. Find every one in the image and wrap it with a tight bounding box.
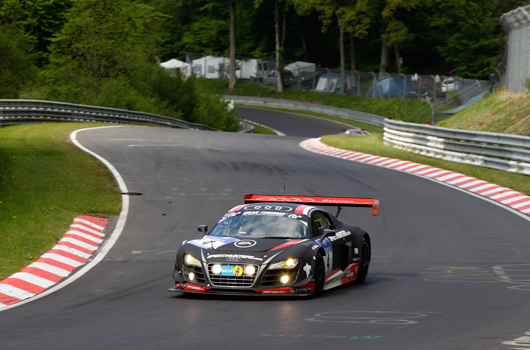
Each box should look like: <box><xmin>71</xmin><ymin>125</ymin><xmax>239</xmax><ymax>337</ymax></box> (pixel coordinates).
<box><xmin>313</xmin><ymin>253</ymin><xmax>325</xmax><ymax>297</ymax></box>
<box><xmin>356</xmin><ymin>238</ymin><xmax>371</xmax><ymax>284</ymax></box>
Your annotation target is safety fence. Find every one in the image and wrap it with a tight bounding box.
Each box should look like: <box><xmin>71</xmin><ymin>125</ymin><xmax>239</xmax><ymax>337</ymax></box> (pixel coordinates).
<box><xmin>229</xmin><ymin>96</ymin><xmax>530</xmax><ymax>176</ymax></box>
<box><xmin>175</xmin><ymin>53</ymin><xmax>490</xmax><ymax>110</ymax></box>
<box><xmin>0</xmin><ymin>99</ymin><xmax>218</xmax><ymax>131</ymax></box>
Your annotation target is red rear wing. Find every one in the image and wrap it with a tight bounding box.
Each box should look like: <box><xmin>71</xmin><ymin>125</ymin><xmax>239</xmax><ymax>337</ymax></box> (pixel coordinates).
<box><xmin>244</xmin><ymin>194</ymin><xmax>380</xmax><ymax>216</ymax></box>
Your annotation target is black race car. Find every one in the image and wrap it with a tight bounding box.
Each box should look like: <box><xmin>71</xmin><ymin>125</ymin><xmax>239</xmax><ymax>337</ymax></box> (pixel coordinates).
<box><xmin>170</xmin><ymin>194</ymin><xmax>380</xmax><ymax>297</ymax></box>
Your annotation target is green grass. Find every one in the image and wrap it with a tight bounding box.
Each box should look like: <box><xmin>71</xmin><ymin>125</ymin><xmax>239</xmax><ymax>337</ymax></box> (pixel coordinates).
<box><xmin>322</xmin><ymin>133</ymin><xmax>530</xmax><ymax>197</ymax></box>
<box><xmin>198</xmin><ymin>79</ymin><xmax>434</xmax><ymax>124</ymax></box>
<box><xmin>0</xmin><ymin>123</ymin><xmax>121</xmax><ymax>280</ymax></box>
<box><xmin>438</xmin><ymin>90</ymin><xmax>530</xmax><ymax>136</ymax></box>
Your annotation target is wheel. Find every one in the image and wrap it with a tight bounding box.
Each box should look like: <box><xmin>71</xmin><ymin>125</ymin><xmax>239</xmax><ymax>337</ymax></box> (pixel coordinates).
<box><xmin>356</xmin><ymin>237</ymin><xmax>371</xmax><ymax>284</ymax></box>
<box><xmin>313</xmin><ymin>253</ymin><xmax>325</xmax><ymax>297</ymax></box>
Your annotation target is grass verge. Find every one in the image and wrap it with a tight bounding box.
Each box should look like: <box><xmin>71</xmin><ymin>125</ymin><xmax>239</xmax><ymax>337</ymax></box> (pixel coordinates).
<box><xmin>321</xmin><ymin>132</ymin><xmax>530</xmax><ymax>197</ymax></box>
<box><xmin>0</xmin><ymin>123</ymin><xmax>122</xmax><ymax>280</ymax></box>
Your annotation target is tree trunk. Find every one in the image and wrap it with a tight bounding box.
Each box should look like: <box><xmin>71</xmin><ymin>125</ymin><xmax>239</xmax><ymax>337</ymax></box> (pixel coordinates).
<box><xmin>349</xmin><ymin>34</ymin><xmax>356</xmax><ymax>71</ymax></box>
<box><xmin>394</xmin><ymin>45</ymin><xmax>401</xmax><ymax>73</ymax></box>
<box><xmin>339</xmin><ymin>23</ymin><xmax>345</xmax><ymax>95</ymax></box>
<box><xmin>275</xmin><ymin>0</ymin><xmax>284</xmax><ymax>93</ymax></box>
<box><xmin>379</xmin><ymin>36</ymin><xmax>388</xmax><ymax>77</ymax></box>
<box><xmin>228</xmin><ymin>0</ymin><xmax>236</xmax><ymax>90</ymax></box>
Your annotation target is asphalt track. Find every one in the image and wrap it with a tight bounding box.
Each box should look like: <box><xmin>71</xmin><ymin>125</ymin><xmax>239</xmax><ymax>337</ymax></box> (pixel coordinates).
<box><xmin>1</xmin><ymin>107</ymin><xmax>530</xmax><ymax>350</ymax></box>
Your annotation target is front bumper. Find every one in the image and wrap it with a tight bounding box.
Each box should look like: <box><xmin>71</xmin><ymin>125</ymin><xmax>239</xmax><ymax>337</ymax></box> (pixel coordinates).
<box><xmin>171</xmin><ymin>259</ymin><xmax>315</xmax><ymax>296</ymax></box>
<box><xmin>169</xmin><ymin>281</ymin><xmax>315</xmax><ymax>296</ymax></box>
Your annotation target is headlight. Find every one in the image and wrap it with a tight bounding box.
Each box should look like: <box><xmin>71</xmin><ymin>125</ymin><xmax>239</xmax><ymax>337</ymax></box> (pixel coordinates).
<box><xmin>268</xmin><ymin>258</ymin><xmax>299</xmax><ymax>270</ymax></box>
<box><xmin>184</xmin><ymin>254</ymin><xmax>201</xmax><ymax>267</ymax></box>
<box><xmin>211</xmin><ymin>264</ymin><xmax>223</xmax><ymax>274</ymax></box>
<box><xmin>245</xmin><ymin>265</ymin><xmax>256</xmax><ymax>276</ymax></box>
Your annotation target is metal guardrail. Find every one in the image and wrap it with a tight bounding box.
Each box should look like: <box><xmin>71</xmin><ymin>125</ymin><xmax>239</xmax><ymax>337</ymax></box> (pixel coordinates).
<box><xmin>0</xmin><ymin>99</ymin><xmax>218</xmax><ymax>131</ymax></box>
<box><xmin>223</xmin><ymin>95</ymin><xmax>385</xmax><ymax>127</ymax></box>
<box><xmin>228</xmin><ymin>95</ymin><xmax>530</xmax><ymax>176</ymax></box>
<box><xmin>384</xmin><ymin>119</ymin><xmax>530</xmax><ymax>175</ymax></box>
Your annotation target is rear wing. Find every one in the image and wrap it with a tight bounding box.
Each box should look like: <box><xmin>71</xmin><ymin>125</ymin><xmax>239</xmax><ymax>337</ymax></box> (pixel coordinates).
<box><xmin>244</xmin><ymin>194</ymin><xmax>380</xmax><ymax>216</ymax></box>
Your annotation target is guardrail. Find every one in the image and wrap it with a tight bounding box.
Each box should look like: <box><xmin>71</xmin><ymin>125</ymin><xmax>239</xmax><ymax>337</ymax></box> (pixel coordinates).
<box><xmin>223</xmin><ymin>95</ymin><xmax>385</xmax><ymax>127</ymax></box>
<box><xmin>228</xmin><ymin>95</ymin><xmax>530</xmax><ymax>176</ymax></box>
<box><xmin>0</xmin><ymin>99</ymin><xmax>218</xmax><ymax>131</ymax></box>
<box><xmin>384</xmin><ymin>119</ymin><xmax>530</xmax><ymax>175</ymax></box>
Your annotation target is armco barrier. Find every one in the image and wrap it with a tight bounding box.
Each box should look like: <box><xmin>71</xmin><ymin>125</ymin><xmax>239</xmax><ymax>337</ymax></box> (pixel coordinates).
<box><xmin>384</xmin><ymin>119</ymin><xmax>530</xmax><ymax>176</ymax></box>
<box><xmin>224</xmin><ymin>95</ymin><xmax>386</xmax><ymax>127</ymax></box>
<box><xmin>228</xmin><ymin>95</ymin><xmax>530</xmax><ymax>176</ymax></box>
<box><xmin>0</xmin><ymin>99</ymin><xmax>218</xmax><ymax>131</ymax></box>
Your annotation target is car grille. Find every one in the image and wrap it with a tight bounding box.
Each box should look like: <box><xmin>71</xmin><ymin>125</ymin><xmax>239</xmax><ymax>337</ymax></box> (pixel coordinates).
<box><xmin>207</xmin><ymin>263</ymin><xmax>258</xmax><ymax>287</ymax></box>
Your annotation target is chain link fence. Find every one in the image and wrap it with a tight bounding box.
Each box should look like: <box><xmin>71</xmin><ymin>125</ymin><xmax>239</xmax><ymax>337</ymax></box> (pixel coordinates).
<box><xmin>177</xmin><ymin>53</ymin><xmax>490</xmax><ymax>114</ymax></box>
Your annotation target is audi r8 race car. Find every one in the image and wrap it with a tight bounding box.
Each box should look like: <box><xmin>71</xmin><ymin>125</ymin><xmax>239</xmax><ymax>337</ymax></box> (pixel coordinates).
<box><xmin>170</xmin><ymin>194</ymin><xmax>380</xmax><ymax>297</ymax></box>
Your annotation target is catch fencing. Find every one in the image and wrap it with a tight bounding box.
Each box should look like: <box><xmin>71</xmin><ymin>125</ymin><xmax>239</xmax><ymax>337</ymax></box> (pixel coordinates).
<box><xmin>500</xmin><ymin>5</ymin><xmax>530</xmax><ymax>93</ymax></box>
<box><xmin>179</xmin><ymin>53</ymin><xmax>490</xmax><ymax>112</ymax></box>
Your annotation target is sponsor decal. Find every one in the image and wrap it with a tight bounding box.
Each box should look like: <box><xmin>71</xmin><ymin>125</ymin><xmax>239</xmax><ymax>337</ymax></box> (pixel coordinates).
<box><xmin>244</xmin><ymin>204</ymin><xmax>293</xmax><ymax>212</ymax></box>
<box><xmin>234</xmin><ymin>240</ymin><xmax>257</xmax><ymax>248</ymax></box>
<box><xmin>242</xmin><ymin>211</ymin><xmax>286</xmax><ymax>217</ymax></box>
<box><xmin>188</xmin><ymin>236</ymin><xmax>237</xmax><ymax>249</ymax></box>
<box><xmin>206</xmin><ymin>253</ymin><xmax>263</xmax><ymax>262</ymax></box>
<box><xmin>303</xmin><ymin>263</ymin><xmax>312</xmax><ymax>278</ymax></box>
<box><xmin>185</xmin><ymin>283</ymin><xmax>206</xmax><ymax>292</ymax></box>
<box><xmin>232</xmin><ymin>266</ymin><xmax>244</xmax><ymax>277</ymax></box>
<box><xmin>328</xmin><ymin>230</ymin><xmax>351</xmax><ymax>242</ymax></box>
<box><xmin>342</xmin><ymin>263</ymin><xmax>360</xmax><ymax>283</ymax></box>
<box><xmin>315</xmin><ymin>237</ymin><xmax>332</xmax><ymax>252</ymax></box>
<box><xmin>290</xmin><ymin>287</ymin><xmax>313</xmax><ymax>293</ymax></box>
<box><xmin>261</xmin><ymin>288</ymin><xmax>291</xmax><ymax>295</ymax></box>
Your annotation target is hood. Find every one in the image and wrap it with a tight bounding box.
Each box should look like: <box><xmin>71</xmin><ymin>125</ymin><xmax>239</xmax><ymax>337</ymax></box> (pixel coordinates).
<box><xmin>187</xmin><ymin>236</ymin><xmax>308</xmax><ymax>253</ymax></box>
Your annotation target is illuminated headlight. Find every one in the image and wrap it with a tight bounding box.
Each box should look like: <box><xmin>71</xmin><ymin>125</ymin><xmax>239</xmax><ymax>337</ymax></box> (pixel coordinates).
<box><xmin>184</xmin><ymin>254</ymin><xmax>201</xmax><ymax>267</ymax></box>
<box><xmin>245</xmin><ymin>265</ymin><xmax>256</xmax><ymax>276</ymax></box>
<box><xmin>188</xmin><ymin>272</ymin><xmax>196</xmax><ymax>281</ymax></box>
<box><xmin>280</xmin><ymin>275</ymin><xmax>290</xmax><ymax>284</ymax></box>
<box><xmin>268</xmin><ymin>258</ymin><xmax>299</xmax><ymax>270</ymax></box>
<box><xmin>211</xmin><ymin>264</ymin><xmax>223</xmax><ymax>275</ymax></box>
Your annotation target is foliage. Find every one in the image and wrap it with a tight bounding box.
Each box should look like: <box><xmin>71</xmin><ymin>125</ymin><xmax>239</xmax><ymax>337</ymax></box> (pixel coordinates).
<box><xmin>2</xmin><ymin>0</ymin><xmax>530</xmax><ymax>109</ymax></box>
<box><xmin>0</xmin><ymin>24</ymin><xmax>36</xmax><ymax>98</ymax></box>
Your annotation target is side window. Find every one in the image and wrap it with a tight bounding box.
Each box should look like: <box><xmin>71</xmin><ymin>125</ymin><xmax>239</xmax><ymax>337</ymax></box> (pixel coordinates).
<box><xmin>311</xmin><ymin>211</ymin><xmax>334</xmax><ymax>237</ymax></box>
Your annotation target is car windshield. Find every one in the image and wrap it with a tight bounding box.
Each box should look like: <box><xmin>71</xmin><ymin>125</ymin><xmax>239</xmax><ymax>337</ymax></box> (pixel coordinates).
<box><xmin>209</xmin><ymin>213</ymin><xmax>308</xmax><ymax>239</ymax></box>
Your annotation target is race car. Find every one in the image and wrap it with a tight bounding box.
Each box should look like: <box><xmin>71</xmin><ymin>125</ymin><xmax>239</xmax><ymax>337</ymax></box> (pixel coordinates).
<box><xmin>170</xmin><ymin>194</ymin><xmax>379</xmax><ymax>297</ymax></box>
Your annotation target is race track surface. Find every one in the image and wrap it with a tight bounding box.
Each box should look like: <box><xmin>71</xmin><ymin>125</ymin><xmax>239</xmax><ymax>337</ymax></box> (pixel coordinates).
<box><xmin>0</xmin><ymin>108</ymin><xmax>529</xmax><ymax>350</ymax></box>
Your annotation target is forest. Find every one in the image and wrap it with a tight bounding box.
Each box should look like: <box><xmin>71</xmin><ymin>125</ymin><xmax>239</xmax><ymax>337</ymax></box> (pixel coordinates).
<box><xmin>1</xmin><ymin>0</ymin><xmax>529</xmax><ymax>129</ymax></box>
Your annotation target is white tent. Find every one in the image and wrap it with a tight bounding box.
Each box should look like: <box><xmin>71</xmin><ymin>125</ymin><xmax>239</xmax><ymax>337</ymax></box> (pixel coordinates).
<box><xmin>191</xmin><ymin>56</ymin><xmax>235</xmax><ymax>79</ymax></box>
<box><xmin>284</xmin><ymin>61</ymin><xmax>316</xmax><ymax>77</ymax></box>
<box><xmin>236</xmin><ymin>59</ymin><xmax>275</xmax><ymax>80</ymax></box>
<box><xmin>160</xmin><ymin>59</ymin><xmax>191</xmax><ymax>77</ymax></box>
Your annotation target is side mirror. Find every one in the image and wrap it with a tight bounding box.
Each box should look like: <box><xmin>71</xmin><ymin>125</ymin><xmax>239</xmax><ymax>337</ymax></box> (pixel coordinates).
<box><xmin>197</xmin><ymin>225</ymin><xmax>208</xmax><ymax>235</ymax></box>
<box><xmin>319</xmin><ymin>229</ymin><xmax>336</xmax><ymax>242</ymax></box>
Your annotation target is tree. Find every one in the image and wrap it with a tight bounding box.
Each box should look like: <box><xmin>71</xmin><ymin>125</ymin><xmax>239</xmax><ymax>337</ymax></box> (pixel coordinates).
<box><xmin>45</xmin><ymin>0</ymin><xmax>161</xmax><ymax>100</ymax></box>
<box><xmin>0</xmin><ymin>24</ymin><xmax>36</xmax><ymax>98</ymax></box>
<box><xmin>294</xmin><ymin>0</ymin><xmax>370</xmax><ymax>94</ymax></box>
<box><xmin>437</xmin><ymin>0</ymin><xmax>501</xmax><ymax>78</ymax></box>
<box><xmin>228</xmin><ymin>0</ymin><xmax>236</xmax><ymax>90</ymax></box>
